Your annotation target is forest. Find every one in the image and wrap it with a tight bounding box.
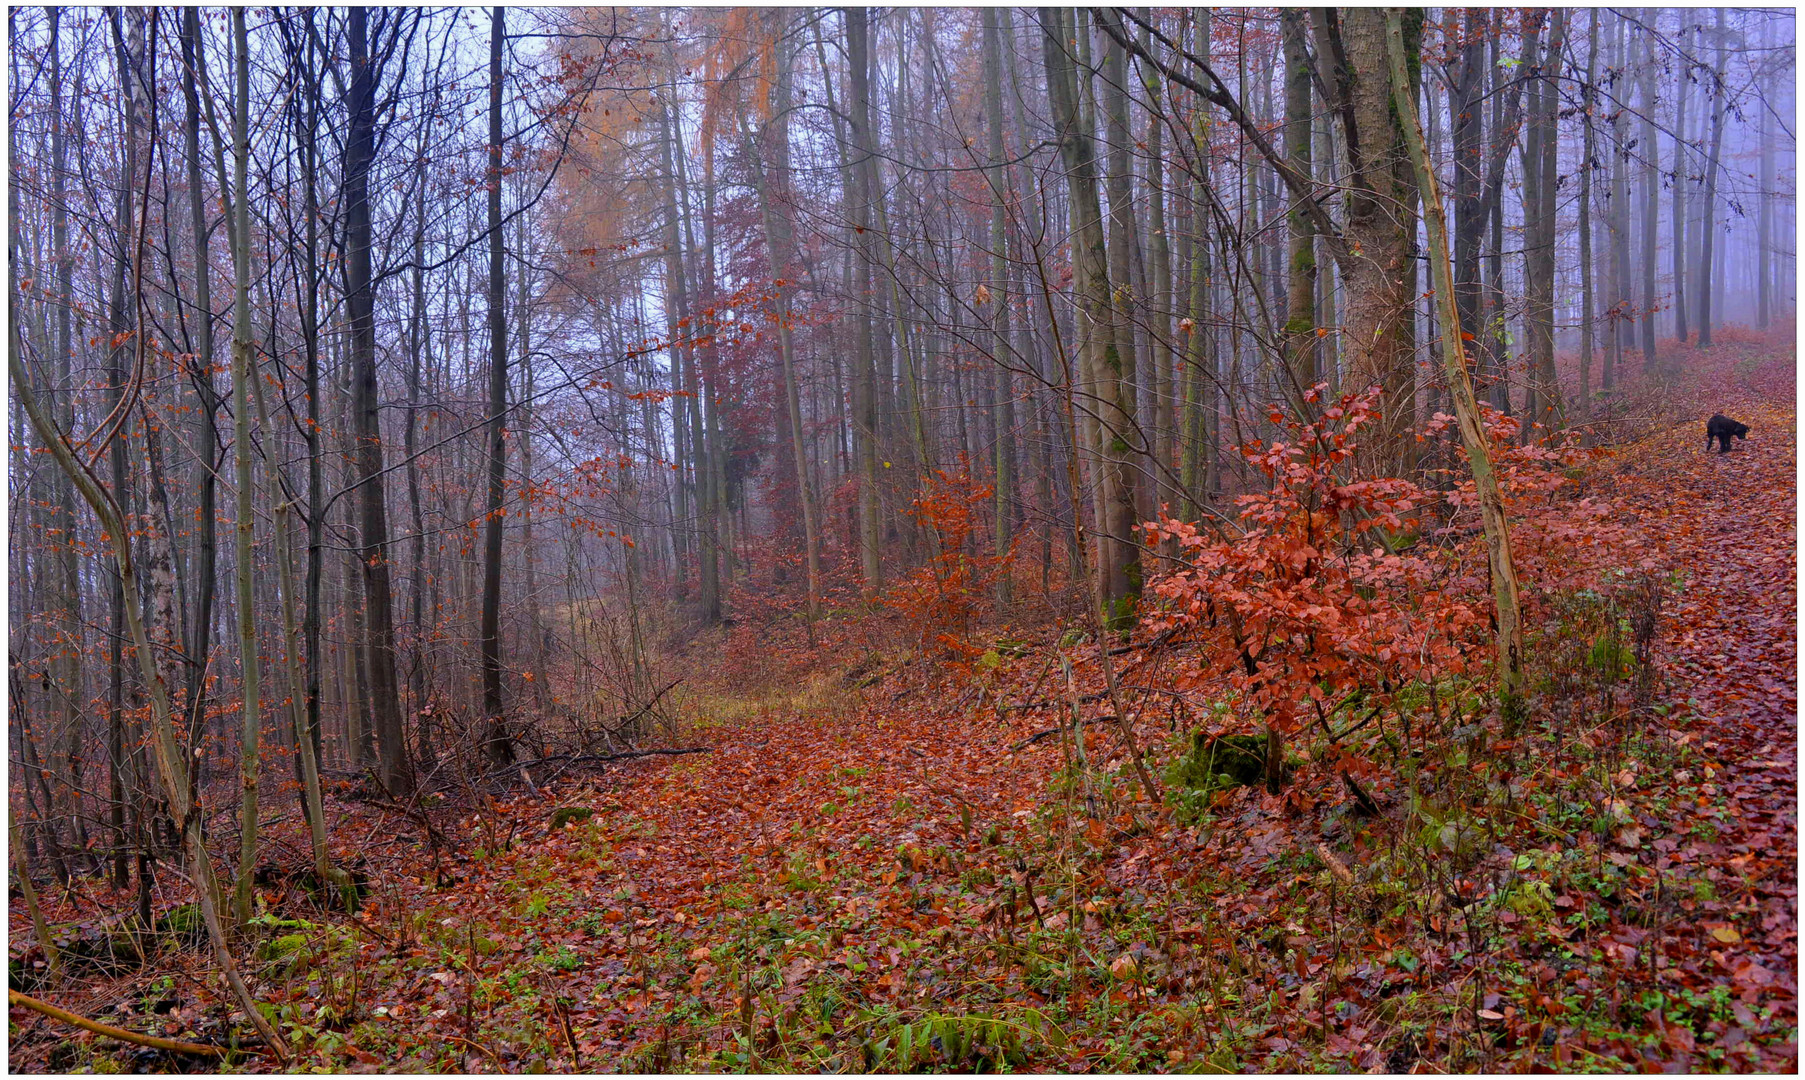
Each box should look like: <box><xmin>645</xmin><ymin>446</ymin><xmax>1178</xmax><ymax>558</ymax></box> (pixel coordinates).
<box><xmin>5</xmin><ymin>5</ymin><xmax>1797</xmax><ymax>1073</ymax></box>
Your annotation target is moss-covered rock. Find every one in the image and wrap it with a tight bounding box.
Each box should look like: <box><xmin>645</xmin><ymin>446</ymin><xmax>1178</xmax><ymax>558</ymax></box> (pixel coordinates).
<box><xmin>549</xmin><ymin>806</ymin><xmax>596</xmax><ymax>829</ymax></box>
<box><xmin>259</xmin><ymin>933</ymin><xmax>309</xmax><ymax>963</ymax></box>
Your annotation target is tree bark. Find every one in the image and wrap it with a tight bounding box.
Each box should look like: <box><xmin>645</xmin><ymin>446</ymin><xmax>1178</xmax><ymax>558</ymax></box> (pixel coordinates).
<box><xmin>1324</xmin><ymin>9</ymin><xmax>1420</xmax><ymax>473</ymax></box>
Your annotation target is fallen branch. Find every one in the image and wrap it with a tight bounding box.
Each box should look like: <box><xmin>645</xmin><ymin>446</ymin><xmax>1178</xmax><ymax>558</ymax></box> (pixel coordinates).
<box><xmin>1010</xmin><ymin>715</ymin><xmax>1119</xmax><ymax>752</ymax></box>
<box><xmin>1002</xmin><ymin>691</ymin><xmax>1106</xmax><ymax>712</ymax></box>
<box><xmin>8</xmin><ymin>989</ymin><xmax>232</xmax><ymax>1057</ymax></box>
<box><xmin>494</xmin><ymin>746</ymin><xmax>711</xmax><ymax>777</ymax></box>
<box><xmin>1003</xmin><ymin>684</ymin><xmax>1196</xmax><ymax>713</ymax></box>
<box><xmin>1107</xmin><ymin>625</ymin><xmax>1179</xmax><ymax>656</ymax></box>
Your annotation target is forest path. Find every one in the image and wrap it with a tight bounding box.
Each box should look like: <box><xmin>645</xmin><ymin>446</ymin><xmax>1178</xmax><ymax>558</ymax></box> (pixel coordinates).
<box><xmin>400</xmin><ymin>662</ymin><xmax>1083</xmax><ymax>1069</ymax></box>
<box><xmin>1602</xmin><ymin>349</ymin><xmax>1796</xmax><ymax>1067</ymax></box>
<box><xmin>445</xmin><ymin>350</ymin><xmax>1801</xmax><ymax>1071</ymax></box>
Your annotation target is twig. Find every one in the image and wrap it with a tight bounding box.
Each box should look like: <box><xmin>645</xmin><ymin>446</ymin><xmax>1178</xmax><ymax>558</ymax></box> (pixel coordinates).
<box><xmin>8</xmin><ymin>989</ymin><xmax>234</xmax><ymax>1057</ymax></box>
<box><xmin>1314</xmin><ymin>842</ymin><xmax>1356</xmax><ymax>887</ymax></box>
<box><xmin>444</xmin><ymin>1032</ymin><xmax>505</xmax><ymax>1068</ymax></box>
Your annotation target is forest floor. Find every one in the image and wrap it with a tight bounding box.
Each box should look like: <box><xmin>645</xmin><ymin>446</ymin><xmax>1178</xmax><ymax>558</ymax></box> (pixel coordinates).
<box><xmin>8</xmin><ymin>334</ymin><xmax>1797</xmax><ymax>1074</ymax></box>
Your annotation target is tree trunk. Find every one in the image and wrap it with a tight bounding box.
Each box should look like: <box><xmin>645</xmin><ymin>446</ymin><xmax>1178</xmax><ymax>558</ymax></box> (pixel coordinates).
<box><xmin>1608</xmin><ymin>14</ymin><xmax>1631</xmax><ymax>387</ymax></box>
<box><xmin>178</xmin><ymin>9</ymin><xmax>219</xmax><ymax>774</ymax></box>
<box><xmin>344</xmin><ymin>8</ymin><xmax>411</xmax><ymax>796</ymax></box>
<box><xmin>227</xmin><ymin>7</ymin><xmax>264</xmax><ymax>927</ymax></box>
<box><xmin>1042</xmin><ymin>6</ymin><xmax>1141</xmax><ymax>627</ymax></box>
<box><xmin>1672</xmin><ymin>15</ymin><xmax>1691</xmax><ymax>343</ymax></box>
<box><xmin>984</xmin><ymin>9</ymin><xmax>1016</xmax><ymax>604</ymax></box>
<box><xmin>1451</xmin><ymin>10</ymin><xmax>1484</xmax><ymax>349</ymax></box>
<box><xmin>1757</xmin><ymin>21</ymin><xmax>1773</xmax><ymax>330</ymax></box>
<box><xmin>480</xmin><ymin>7</ymin><xmax>513</xmax><ymax>767</ymax></box>
<box><xmin>1696</xmin><ymin>9</ymin><xmax>1727</xmax><ymax>348</ymax></box>
<box><xmin>1522</xmin><ymin>11</ymin><xmax>1562</xmax><ymax>437</ymax></box>
<box><xmin>47</xmin><ymin>6</ymin><xmax>88</xmax><ymax>879</ymax></box>
<box><xmin>655</xmin><ymin>79</ymin><xmax>699</xmax><ymax>608</ymax></box>
<box><xmin>296</xmin><ymin>8</ymin><xmax>327</xmax><ymax>786</ymax></box>
<box><xmin>1578</xmin><ymin>9</ymin><xmax>1597</xmax><ymax>416</ymax></box>
<box><xmin>1387</xmin><ymin>11</ymin><xmax>1525</xmax><ymax>711</ymax></box>
<box><xmin>1279</xmin><ymin>10</ymin><xmax>1317</xmax><ymax>394</ymax></box>
<box><xmin>1639</xmin><ymin>14</ymin><xmax>1661</xmax><ymax>370</ymax></box>
<box><xmin>847</xmin><ymin>8</ymin><xmax>884</xmax><ymax>600</ymax></box>
<box><xmin>1137</xmin><ymin>15</ymin><xmax>1173</xmax><ymax>513</ymax></box>
<box><xmin>104</xmin><ymin>6</ymin><xmax>137</xmax><ymax>892</ymax></box>
<box><xmin>1325</xmin><ymin>8</ymin><xmax>1420</xmax><ymax>473</ymax></box>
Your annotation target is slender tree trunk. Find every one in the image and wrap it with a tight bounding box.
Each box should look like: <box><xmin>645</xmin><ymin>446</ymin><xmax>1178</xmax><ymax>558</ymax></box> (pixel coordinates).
<box><xmin>1608</xmin><ymin>14</ymin><xmax>1631</xmax><ymax>387</ymax></box>
<box><xmin>1696</xmin><ymin>9</ymin><xmax>1727</xmax><ymax>348</ymax></box>
<box><xmin>984</xmin><ymin>10</ymin><xmax>1016</xmax><ymax>603</ymax></box>
<box><xmin>1387</xmin><ymin>11</ymin><xmax>1524</xmax><ymax>710</ymax></box>
<box><xmin>47</xmin><ymin>6</ymin><xmax>88</xmax><ymax>877</ymax></box>
<box><xmin>1280</xmin><ymin>10</ymin><xmax>1317</xmax><ymax>394</ymax></box>
<box><xmin>1180</xmin><ymin>11</ymin><xmax>1215</xmax><ymax>519</ymax></box>
<box><xmin>1534</xmin><ymin>12</ymin><xmax>1563</xmax><ymax>432</ymax></box>
<box><xmin>666</xmin><ymin>65</ymin><xmax>724</xmax><ymax>621</ymax></box>
<box><xmin>296</xmin><ymin>9</ymin><xmax>327</xmax><ymax>784</ymax></box>
<box><xmin>344</xmin><ymin>8</ymin><xmax>411</xmax><ymax>795</ymax></box>
<box><xmin>1673</xmin><ymin>15</ymin><xmax>1691</xmax><ymax>343</ymax></box>
<box><xmin>1476</xmin><ymin>13</ymin><xmax>1530</xmax><ymax>414</ymax></box>
<box><xmin>405</xmin><ymin>81</ymin><xmax>435</xmax><ymax>768</ymax></box>
<box><xmin>1639</xmin><ymin>14</ymin><xmax>1661</xmax><ymax>370</ymax></box>
<box><xmin>1579</xmin><ymin>10</ymin><xmax>1597</xmax><ymax>416</ymax></box>
<box><xmin>479</xmin><ymin>7</ymin><xmax>513</xmax><ymax>767</ymax></box>
<box><xmin>1137</xmin><ymin>15</ymin><xmax>1173</xmax><ymax>512</ymax></box>
<box><xmin>1043</xmin><ymin>6</ymin><xmax>1140</xmax><ymax>626</ymax></box>
<box><xmin>178</xmin><ymin>9</ymin><xmax>219</xmax><ymax>775</ymax></box>
<box><xmin>1758</xmin><ymin>23</ymin><xmax>1773</xmax><ymax>330</ymax></box>
<box><xmin>1099</xmin><ymin>15</ymin><xmax>1143</xmax><ymax>503</ymax></box>
<box><xmin>655</xmin><ymin>85</ymin><xmax>699</xmax><ymax>607</ymax></box>
<box><xmin>847</xmin><ymin>8</ymin><xmax>883</xmax><ymax>600</ymax></box>
<box><xmin>227</xmin><ymin>8</ymin><xmax>264</xmax><ymax>927</ymax></box>
<box><xmin>1451</xmin><ymin>10</ymin><xmax>1484</xmax><ymax>349</ymax></box>
<box><xmin>105</xmin><ymin>6</ymin><xmax>137</xmax><ymax>892</ymax></box>
<box><xmin>246</xmin><ymin>317</ymin><xmax>346</xmax><ymax>908</ymax></box>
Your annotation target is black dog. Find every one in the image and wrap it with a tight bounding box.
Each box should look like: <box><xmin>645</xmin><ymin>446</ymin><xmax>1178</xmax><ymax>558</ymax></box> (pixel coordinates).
<box><xmin>1706</xmin><ymin>414</ymin><xmax>1749</xmax><ymax>453</ymax></box>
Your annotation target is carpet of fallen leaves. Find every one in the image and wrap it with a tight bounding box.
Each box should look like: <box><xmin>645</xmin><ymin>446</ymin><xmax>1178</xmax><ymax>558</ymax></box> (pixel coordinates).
<box><xmin>8</xmin><ymin>333</ymin><xmax>1796</xmax><ymax>1073</ymax></box>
